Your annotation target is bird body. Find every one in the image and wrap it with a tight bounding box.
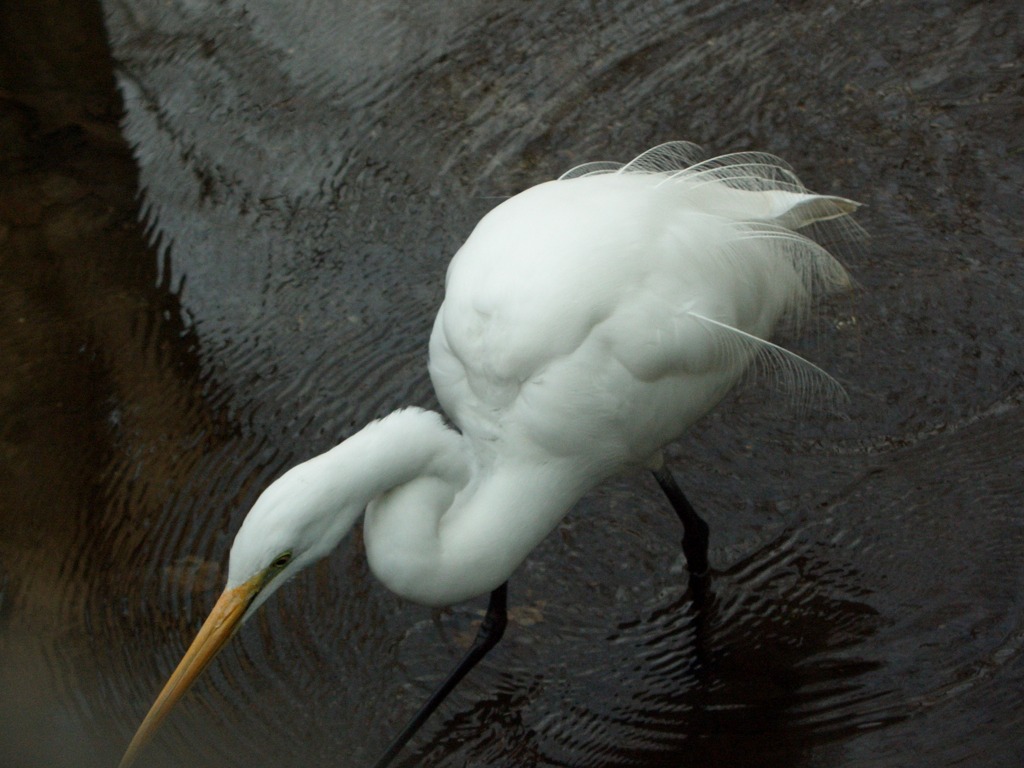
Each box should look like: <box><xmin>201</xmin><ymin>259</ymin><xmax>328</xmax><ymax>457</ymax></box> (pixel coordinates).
<box><xmin>235</xmin><ymin>147</ymin><xmax>854</xmax><ymax>608</ymax></box>
<box><xmin>120</xmin><ymin>141</ymin><xmax>859</xmax><ymax>767</ymax></box>
<box><xmin>433</xmin><ymin>161</ymin><xmax>851</xmax><ymax>463</ymax></box>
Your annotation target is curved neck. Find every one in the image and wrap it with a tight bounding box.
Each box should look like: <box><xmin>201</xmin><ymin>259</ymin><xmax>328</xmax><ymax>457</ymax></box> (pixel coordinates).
<box><xmin>362</xmin><ymin>446</ymin><xmax>590</xmax><ymax>607</ymax></box>
<box><xmin>310</xmin><ymin>408</ymin><xmax>592</xmax><ymax>607</ymax></box>
<box><xmin>319</xmin><ymin>408</ymin><xmax>470</xmax><ymax>508</ymax></box>
<box><xmin>227</xmin><ymin>408</ymin><xmax>473</xmax><ymax>603</ymax></box>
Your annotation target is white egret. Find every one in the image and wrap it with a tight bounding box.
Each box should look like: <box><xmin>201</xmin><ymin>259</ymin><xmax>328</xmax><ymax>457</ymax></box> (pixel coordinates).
<box><xmin>119</xmin><ymin>141</ymin><xmax>858</xmax><ymax>767</ymax></box>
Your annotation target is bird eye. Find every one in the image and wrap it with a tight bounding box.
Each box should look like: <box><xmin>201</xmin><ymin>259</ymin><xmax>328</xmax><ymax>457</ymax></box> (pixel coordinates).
<box><xmin>271</xmin><ymin>551</ymin><xmax>292</xmax><ymax>570</ymax></box>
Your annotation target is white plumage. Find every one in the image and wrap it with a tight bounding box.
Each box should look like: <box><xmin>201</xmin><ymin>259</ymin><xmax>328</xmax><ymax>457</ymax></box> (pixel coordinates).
<box><xmin>120</xmin><ymin>141</ymin><xmax>859</xmax><ymax>767</ymax></box>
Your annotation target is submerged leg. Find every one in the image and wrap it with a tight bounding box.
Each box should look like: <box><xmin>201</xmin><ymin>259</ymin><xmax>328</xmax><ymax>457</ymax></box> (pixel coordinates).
<box><xmin>371</xmin><ymin>583</ymin><xmax>509</xmax><ymax>768</ymax></box>
<box><xmin>651</xmin><ymin>466</ymin><xmax>710</xmax><ymax>579</ymax></box>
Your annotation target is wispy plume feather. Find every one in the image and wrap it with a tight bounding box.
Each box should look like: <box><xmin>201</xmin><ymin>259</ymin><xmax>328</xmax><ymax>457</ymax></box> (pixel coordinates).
<box><xmin>562</xmin><ymin>141</ymin><xmax>862</xmax><ymax>411</ymax></box>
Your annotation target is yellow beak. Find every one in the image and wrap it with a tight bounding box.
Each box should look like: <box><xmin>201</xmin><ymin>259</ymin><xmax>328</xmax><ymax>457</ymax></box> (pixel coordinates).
<box><xmin>118</xmin><ymin>576</ymin><xmax>262</xmax><ymax>768</ymax></box>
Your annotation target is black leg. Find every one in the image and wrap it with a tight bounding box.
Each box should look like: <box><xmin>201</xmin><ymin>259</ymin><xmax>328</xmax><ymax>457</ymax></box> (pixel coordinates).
<box><xmin>651</xmin><ymin>466</ymin><xmax>710</xmax><ymax>578</ymax></box>
<box><xmin>371</xmin><ymin>583</ymin><xmax>509</xmax><ymax>768</ymax></box>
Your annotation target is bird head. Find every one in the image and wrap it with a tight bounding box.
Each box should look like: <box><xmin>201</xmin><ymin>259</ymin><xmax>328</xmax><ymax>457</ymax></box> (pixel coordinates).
<box><xmin>118</xmin><ymin>455</ymin><xmax>367</xmax><ymax>768</ymax></box>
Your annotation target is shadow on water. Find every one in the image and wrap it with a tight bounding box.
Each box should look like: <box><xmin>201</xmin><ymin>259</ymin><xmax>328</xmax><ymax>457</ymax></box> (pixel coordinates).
<box><xmin>0</xmin><ymin>2</ymin><xmax>247</xmax><ymax>764</ymax></box>
<box><xmin>405</xmin><ymin>542</ymin><xmax>893</xmax><ymax>768</ymax></box>
<box><xmin>2</xmin><ymin>0</ymin><xmax>1023</xmax><ymax>767</ymax></box>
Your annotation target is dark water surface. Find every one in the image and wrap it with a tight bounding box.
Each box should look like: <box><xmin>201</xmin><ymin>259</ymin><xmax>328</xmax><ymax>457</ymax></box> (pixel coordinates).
<box><xmin>2</xmin><ymin>1</ymin><xmax>1022</xmax><ymax>766</ymax></box>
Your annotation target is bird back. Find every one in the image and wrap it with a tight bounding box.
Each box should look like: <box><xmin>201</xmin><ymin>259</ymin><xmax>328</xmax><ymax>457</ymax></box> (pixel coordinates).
<box><xmin>429</xmin><ymin>142</ymin><xmax>860</xmax><ymax>465</ymax></box>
